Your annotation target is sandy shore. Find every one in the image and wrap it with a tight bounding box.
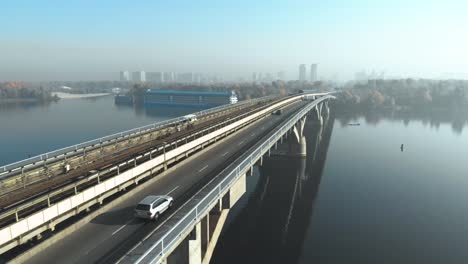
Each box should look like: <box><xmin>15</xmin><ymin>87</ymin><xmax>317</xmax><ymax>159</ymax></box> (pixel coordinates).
<box><xmin>52</xmin><ymin>92</ymin><xmax>111</xmax><ymax>99</ymax></box>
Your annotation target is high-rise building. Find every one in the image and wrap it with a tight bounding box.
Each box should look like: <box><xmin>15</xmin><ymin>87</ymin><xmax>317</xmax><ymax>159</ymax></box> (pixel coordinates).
<box><xmin>194</xmin><ymin>73</ymin><xmax>202</xmax><ymax>84</ymax></box>
<box><xmin>265</xmin><ymin>73</ymin><xmax>273</xmax><ymax>82</ymax></box>
<box><xmin>177</xmin><ymin>72</ymin><xmax>194</xmax><ymax>83</ymax></box>
<box><xmin>252</xmin><ymin>72</ymin><xmax>257</xmax><ymax>82</ymax></box>
<box><xmin>132</xmin><ymin>71</ymin><xmax>146</xmax><ymax>82</ymax></box>
<box><xmin>299</xmin><ymin>64</ymin><xmax>306</xmax><ymax>81</ymax></box>
<box><xmin>119</xmin><ymin>71</ymin><xmax>130</xmax><ymax>81</ymax></box>
<box><xmin>163</xmin><ymin>72</ymin><xmax>175</xmax><ymax>82</ymax></box>
<box><xmin>310</xmin><ymin>64</ymin><xmax>317</xmax><ymax>82</ymax></box>
<box><xmin>146</xmin><ymin>72</ymin><xmax>164</xmax><ymax>83</ymax></box>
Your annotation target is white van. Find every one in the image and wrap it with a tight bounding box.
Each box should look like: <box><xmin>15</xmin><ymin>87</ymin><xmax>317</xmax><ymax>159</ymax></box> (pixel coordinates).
<box><xmin>135</xmin><ymin>195</ymin><xmax>174</xmax><ymax>220</ymax></box>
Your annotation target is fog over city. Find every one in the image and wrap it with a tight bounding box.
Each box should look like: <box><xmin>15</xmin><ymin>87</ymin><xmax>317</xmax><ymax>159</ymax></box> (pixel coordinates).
<box><xmin>1</xmin><ymin>0</ymin><xmax>467</xmax><ymax>81</ymax></box>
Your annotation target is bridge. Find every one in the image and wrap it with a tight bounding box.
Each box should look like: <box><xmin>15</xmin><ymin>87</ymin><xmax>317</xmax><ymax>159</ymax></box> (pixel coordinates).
<box><xmin>0</xmin><ymin>92</ymin><xmax>336</xmax><ymax>263</ymax></box>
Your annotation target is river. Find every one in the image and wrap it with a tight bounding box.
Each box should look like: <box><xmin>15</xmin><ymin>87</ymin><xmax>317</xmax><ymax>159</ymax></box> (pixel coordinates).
<box><xmin>211</xmin><ymin>111</ymin><xmax>468</xmax><ymax>264</ymax></box>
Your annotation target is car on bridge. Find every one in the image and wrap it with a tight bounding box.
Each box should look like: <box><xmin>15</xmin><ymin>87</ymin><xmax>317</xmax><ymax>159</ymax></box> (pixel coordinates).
<box><xmin>135</xmin><ymin>195</ymin><xmax>174</xmax><ymax>220</ymax></box>
<box><xmin>182</xmin><ymin>114</ymin><xmax>197</xmax><ymax>123</ymax></box>
<box><xmin>272</xmin><ymin>109</ymin><xmax>283</xmax><ymax>115</ymax></box>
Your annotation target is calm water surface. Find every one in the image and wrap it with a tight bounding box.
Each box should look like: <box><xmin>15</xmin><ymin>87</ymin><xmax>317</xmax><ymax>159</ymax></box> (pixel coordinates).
<box><xmin>212</xmin><ymin>114</ymin><xmax>468</xmax><ymax>264</ymax></box>
<box><xmin>0</xmin><ymin>96</ymin><xmax>195</xmax><ymax>165</ymax></box>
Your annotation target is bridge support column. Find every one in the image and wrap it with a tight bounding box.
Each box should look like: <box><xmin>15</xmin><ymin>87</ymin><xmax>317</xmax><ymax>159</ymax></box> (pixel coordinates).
<box><xmin>316</xmin><ymin>103</ymin><xmax>323</xmax><ymax>125</ymax></box>
<box><xmin>289</xmin><ymin>116</ymin><xmax>307</xmax><ymax>157</ymax></box>
<box><xmin>290</xmin><ymin>136</ymin><xmax>307</xmax><ymax>157</ymax></box>
<box><xmin>201</xmin><ymin>215</ymin><xmax>210</xmax><ymax>257</ymax></box>
<box><xmin>324</xmin><ymin>101</ymin><xmax>330</xmax><ymax>117</ymax></box>
<box><xmin>188</xmin><ymin>222</ymin><xmax>202</xmax><ymax>264</ymax></box>
<box><xmin>222</xmin><ymin>173</ymin><xmax>246</xmax><ymax>209</ymax></box>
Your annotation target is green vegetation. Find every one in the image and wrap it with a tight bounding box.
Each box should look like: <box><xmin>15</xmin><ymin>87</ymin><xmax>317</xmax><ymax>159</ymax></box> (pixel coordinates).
<box><xmin>336</xmin><ymin>79</ymin><xmax>468</xmax><ymax>111</ymax></box>
<box><xmin>0</xmin><ymin>82</ymin><xmax>58</xmax><ymax>103</ymax></box>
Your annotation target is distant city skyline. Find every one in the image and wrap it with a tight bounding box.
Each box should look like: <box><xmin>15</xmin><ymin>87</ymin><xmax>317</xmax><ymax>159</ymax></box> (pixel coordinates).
<box><xmin>1</xmin><ymin>1</ymin><xmax>468</xmax><ymax>81</ymax></box>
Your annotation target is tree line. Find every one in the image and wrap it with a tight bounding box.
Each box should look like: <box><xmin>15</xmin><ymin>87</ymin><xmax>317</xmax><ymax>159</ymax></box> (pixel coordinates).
<box><xmin>0</xmin><ymin>82</ymin><xmax>58</xmax><ymax>102</ymax></box>
<box><xmin>336</xmin><ymin>79</ymin><xmax>468</xmax><ymax>111</ymax></box>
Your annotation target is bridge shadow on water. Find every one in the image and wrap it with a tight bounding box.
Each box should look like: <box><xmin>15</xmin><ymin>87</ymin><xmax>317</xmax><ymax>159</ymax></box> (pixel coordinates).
<box><xmin>211</xmin><ymin>115</ymin><xmax>335</xmax><ymax>264</ymax></box>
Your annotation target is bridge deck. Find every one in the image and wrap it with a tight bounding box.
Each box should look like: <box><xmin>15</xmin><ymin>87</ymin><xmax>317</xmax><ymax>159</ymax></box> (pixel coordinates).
<box><xmin>11</xmin><ymin>100</ymin><xmax>306</xmax><ymax>263</ymax></box>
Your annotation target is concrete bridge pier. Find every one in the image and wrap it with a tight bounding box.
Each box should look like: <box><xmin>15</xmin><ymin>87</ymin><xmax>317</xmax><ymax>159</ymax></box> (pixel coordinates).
<box><xmin>289</xmin><ymin>116</ymin><xmax>307</xmax><ymax>157</ymax></box>
<box><xmin>316</xmin><ymin>103</ymin><xmax>323</xmax><ymax>125</ymax></box>
<box><xmin>310</xmin><ymin>125</ymin><xmax>323</xmax><ymax>162</ymax></box>
<box><xmin>324</xmin><ymin>100</ymin><xmax>330</xmax><ymax>117</ymax></box>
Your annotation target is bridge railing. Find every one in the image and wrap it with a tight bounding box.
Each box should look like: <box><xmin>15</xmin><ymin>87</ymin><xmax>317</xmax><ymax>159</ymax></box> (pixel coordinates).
<box><xmin>129</xmin><ymin>95</ymin><xmax>335</xmax><ymax>264</ymax></box>
<box><xmin>0</xmin><ymin>95</ymin><xmax>278</xmax><ymax>175</ymax></box>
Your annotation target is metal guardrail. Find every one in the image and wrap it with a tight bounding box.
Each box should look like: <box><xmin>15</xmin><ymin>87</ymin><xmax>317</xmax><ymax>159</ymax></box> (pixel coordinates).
<box><xmin>0</xmin><ymin>95</ymin><xmax>278</xmax><ymax>174</ymax></box>
<box><xmin>129</xmin><ymin>94</ymin><xmax>335</xmax><ymax>264</ymax></box>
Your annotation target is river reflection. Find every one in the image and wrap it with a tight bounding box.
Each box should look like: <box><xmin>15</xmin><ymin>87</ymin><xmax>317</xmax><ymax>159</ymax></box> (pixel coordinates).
<box><xmin>335</xmin><ymin>108</ymin><xmax>468</xmax><ymax>135</ymax></box>
<box><xmin>213</xmin><ymin>109</ymin><xmax>468</xmax><ymax>264</ymax></box>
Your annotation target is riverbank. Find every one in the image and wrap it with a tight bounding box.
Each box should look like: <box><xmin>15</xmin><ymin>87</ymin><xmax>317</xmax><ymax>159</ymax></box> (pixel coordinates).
<box><xmin>0</xmin><ymin>97</ymin><xmax>59</xmax><ymax>105</ymax></box>
<box><xmin>0</xmin><ymin>98</ymin><xmax>41</xmax><ymax>104</ymax></box>
<box><xmin>52</xmin><ymin>92</ymin><xmax>111</xmax><ymax>99</ymax></box>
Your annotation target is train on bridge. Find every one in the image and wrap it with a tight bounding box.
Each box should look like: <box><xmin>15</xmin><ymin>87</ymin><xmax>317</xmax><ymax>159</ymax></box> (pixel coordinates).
<box><xmin>144</xmin><ymin>90</ymin><xmax>238</xmax><ymax>108</ymax></box>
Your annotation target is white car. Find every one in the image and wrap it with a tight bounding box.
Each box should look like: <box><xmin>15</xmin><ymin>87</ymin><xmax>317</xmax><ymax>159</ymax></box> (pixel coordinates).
<box><xmin>135</xmin><ymin>195</ymin><xmax>174</xmax><ymax>220</ymax></box>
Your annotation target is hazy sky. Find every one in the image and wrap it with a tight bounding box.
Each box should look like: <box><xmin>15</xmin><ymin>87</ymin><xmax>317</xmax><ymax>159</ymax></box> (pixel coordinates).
<box><xmin>1</xmin><ymin>0</ymin><xmax>467</xmax><ymax>81</ymax></box>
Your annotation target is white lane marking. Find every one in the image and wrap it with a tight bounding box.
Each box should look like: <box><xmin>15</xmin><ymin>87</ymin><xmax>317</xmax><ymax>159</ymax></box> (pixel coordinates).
<box><xmin>251</xmin><ymin>133</ymin><xmax>255</xmax><ymax>137</ymax></box>
<box><xmin>166</xmin><ymin>185</ymin><xmax>180</xmax><ymax>196</ymax></box>
<box><xmin>238</xmin><ymin>140</ymin><xmax>244</xmax><ymax>146</ymax></box>
<box><xmin>111</xmin><ymin>219</ymin><xmax>134</xmax><ymax>236</ymax></box>
<box><xmin>222</xmin><ymin>151</ymin><xmax>229</xmax><ymax>157</ymax></box>
<box><xmin>198</xmin><ymin>165</ymin><xmax>208</xmax><ymax>172</ymax></box>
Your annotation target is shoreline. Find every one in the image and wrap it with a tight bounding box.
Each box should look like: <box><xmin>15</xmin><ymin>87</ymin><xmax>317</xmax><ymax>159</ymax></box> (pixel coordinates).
<box><xmin>51</xmin><ymin>92</ymin><xmax>111</xmax><ymax>99</ymax></box>
<box><xmin>0</xmin><ymin>98</ymin><xmax>47</xmax><ymax>104</ymax></box>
